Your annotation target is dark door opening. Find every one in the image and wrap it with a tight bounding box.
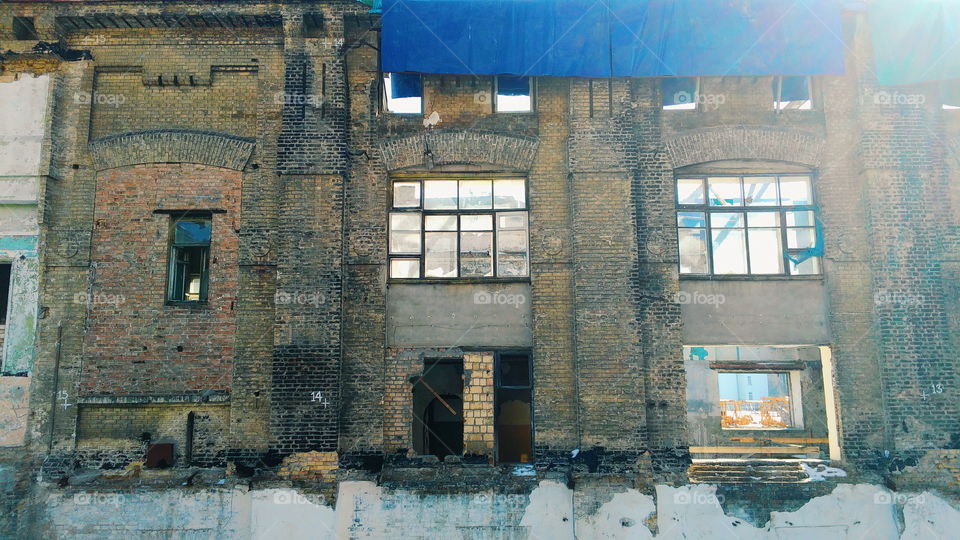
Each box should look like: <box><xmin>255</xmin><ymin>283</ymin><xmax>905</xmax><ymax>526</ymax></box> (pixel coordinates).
<box><xmin>0</xmin><ymin>263</ymin><xmax>11</xmax><ymax>325</ymax></box>
<box><xmin>496</xmin><ymin>352</ymin><xmax>533</xmax><ymax>463</ymax></box>
<box><xmin>412</xmin><ymin>358</ymin><xmax>464</xmax><ymax>460</ymax></box>
<box><xmin>425</xmin><ymin>395</ymin><xmax>463</xmax><ymax>458</ymax></box>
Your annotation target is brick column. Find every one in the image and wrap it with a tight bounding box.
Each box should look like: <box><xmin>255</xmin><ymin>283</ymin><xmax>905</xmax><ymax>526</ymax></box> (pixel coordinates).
<box><xmin>462</xmin><ymin>352</ymin><xmax>494</xmax><ymax>456</ymax></box>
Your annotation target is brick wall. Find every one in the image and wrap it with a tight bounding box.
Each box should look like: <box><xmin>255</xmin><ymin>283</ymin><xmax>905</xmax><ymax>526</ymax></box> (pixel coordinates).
<box><xmin>80</xmin><ymin>163</ymin><xmax>240</xmax><ymax>396</ymax></box>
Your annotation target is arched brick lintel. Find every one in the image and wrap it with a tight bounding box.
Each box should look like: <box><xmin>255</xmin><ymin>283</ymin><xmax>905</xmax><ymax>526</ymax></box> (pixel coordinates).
<box><xmin>664</xmin><ymin>126</ymin><xmax>825</xmax><ymax>170</ymax></box>
<box><xmin>90</xmin><ymin>129</ymin><xmax>256</xmax><ymax>171</ymax></box>
<box><xmin>378</xmin><ymin>130</ymin><xmax>540</xmax><ymax>172</ymax></box>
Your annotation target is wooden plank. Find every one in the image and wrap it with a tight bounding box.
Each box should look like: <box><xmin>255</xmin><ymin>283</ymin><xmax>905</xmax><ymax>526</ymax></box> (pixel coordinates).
<box><xmin>729</xmin><ymin>437</ymin><xmax>829</xmax><ymax>444</ymax></box>
<box><xmin>689</xmin><ymin>446</ymin><xmax>819</xmax><ymax>454</ymax></box>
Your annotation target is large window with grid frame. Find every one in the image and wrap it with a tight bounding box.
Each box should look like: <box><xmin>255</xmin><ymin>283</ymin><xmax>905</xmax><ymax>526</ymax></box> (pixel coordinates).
<box><xmin>676</xmin><ymin>174</ymin><xmax>821</xmax><ymax>276</ymax></box>
<box><xmin>389</xmin><ymin>175</ymin><xmax>529</xmax><ymax>279</ymax></box>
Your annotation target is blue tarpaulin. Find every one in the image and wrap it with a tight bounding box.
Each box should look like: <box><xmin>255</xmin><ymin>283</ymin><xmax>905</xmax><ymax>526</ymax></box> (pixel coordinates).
<box><xmin>389</xmin><ymin>72</ymin><xmax>422</xmax><ymax>98</ymax></box>
<box><xmin>381</xmin><ymin>0</ymin><xmax>845</xmax><ymax>77</ymax></box>
<box><xmin>869</xmin><ymin>0</ymin><xmax>960</xmax><ymax>85</ymax></box>
<box><xmin>497</xmin><ymin>76</ymin><xmax>530</xmax><ymax>96</ymax></box>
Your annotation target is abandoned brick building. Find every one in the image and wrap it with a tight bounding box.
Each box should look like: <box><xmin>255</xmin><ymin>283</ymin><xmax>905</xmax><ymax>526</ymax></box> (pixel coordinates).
<box><xmin>0</xmin><ymin>0</ymin><xmax>959</xmax><ymax>537</ymax></box>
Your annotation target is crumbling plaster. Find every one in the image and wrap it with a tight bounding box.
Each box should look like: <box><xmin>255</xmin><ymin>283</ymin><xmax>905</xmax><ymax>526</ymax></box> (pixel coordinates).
<box><xmin>29</xmin><ymin>480</ymin><xmax>959</xmax><ymax>539</ymax></box>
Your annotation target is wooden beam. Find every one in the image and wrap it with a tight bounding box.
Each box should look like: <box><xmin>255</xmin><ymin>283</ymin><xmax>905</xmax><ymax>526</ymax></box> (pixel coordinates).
<box><xmin>690</xmin><ymin>446</ymin><xmax>820</xmax><ymax>454</ymax></box>
<box><xmin>728</xmin><ymin>437</ymin><xmax>829</xmax><ymax>444</ymax></box>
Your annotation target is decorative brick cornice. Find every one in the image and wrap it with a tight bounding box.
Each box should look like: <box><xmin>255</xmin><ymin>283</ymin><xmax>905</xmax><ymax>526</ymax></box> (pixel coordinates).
<box><xmin>90</xmin><ymin>129</ymin><xmax>255</xmax><ymax>171</ymax></box>
<box><xmin>664</xmin><ymin>126</ymin><xmax>824</xmax><ymax>169</ymax></box>
<box><xmin>378</xmin><ymin>130</ymin><xmax>539</xmax><ymax>172</ymax></box>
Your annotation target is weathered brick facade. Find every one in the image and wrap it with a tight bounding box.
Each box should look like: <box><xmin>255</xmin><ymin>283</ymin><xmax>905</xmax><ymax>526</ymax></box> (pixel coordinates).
<box><xmin>1</xmin><ymin>0</ymin><xmax>959</xmax><ymax>536</ymax></box>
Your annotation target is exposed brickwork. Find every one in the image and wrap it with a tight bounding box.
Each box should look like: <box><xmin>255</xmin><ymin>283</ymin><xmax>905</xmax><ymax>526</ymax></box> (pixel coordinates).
<box><xmin>378</xmin><ymin>130</ymin><xmax>539</xmax><ymax>172</ymax></box>
<box><xmin>76</xmin><ymin>403</ymin><xmax>230</xmax><ymax>468</ymax></box>
<box><xmin>90</xmin><ymin>130</ymin><xmax>255</xmax><ymax>172</ymax></box>
<box><xmin>79</xmin><ymin>163</ymin><xmax>240</xmax><ymax>396</ymax></box>
<box><xmin>664</xmin><ymin>125</ymin><xmax>825</xmax><ymax>169</ymax></box>
<box><xmin>3</xmin><ymin>7</ymin><xmax>959</xmax><ymax>533</ymax></box>
<box><xmin>462</xmin><ymin>352</ymin><xmax>494</xmax><ymax>455</ymax></box>
<box><xmin>277</xmin><ymin>450</ymin><xmax>338</xmax><ymax>481</ymax></box>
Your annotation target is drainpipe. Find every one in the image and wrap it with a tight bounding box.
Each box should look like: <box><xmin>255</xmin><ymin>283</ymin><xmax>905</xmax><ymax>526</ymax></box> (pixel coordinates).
<box><xmin>47</xmin><ymin>322</ymin><xmax>62</xmax><ymax>453</ymax></box>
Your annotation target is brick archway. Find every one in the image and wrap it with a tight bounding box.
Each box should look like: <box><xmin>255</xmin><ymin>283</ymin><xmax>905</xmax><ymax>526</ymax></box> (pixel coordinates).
<box><xmin>664</xmin><ymin>126</ymin><xmax>824</xmax><ymax>169</ymax></box>
<box><xmin>90</xmin><ymin>129</ymin><xmax>255</xmax><ymax>171</ymax></box>
<box><xmin>378</xmin><ymin>130</ymin><xmax>539</xmax><ymax>172</ymax></box>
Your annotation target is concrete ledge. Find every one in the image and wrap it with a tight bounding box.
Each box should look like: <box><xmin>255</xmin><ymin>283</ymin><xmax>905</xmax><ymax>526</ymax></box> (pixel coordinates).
<box><xmin>378</xmin><ymin>130</ymin><xmax>539</xmax><ymax>172</ymax></box>
<box><xmin>90</xmin><ymin>129</ymin><xmax>255</xmax><ymax>171</ymax></box>
<box><xmin>665</xmin><ymin>126</ymin><xmax>824</xmax><ymax>169</ymax></box>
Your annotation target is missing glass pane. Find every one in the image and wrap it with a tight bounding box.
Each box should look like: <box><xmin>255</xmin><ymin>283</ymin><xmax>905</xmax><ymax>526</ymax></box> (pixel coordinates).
<box><xmin>495</xmin><ymin>76</ymin><xmax>532</xmax><ymax>113</ymax></box>
<box><xmin>383</xmin><ymin>73</ymin><xmax>422</xmax><ymax>114</ymax></box>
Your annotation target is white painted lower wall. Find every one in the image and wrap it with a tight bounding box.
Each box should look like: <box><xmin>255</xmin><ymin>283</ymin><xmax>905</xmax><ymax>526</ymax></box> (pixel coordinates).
<box><xmin>32</xmin><ymin>481</ymin><xmax>959</xmax><ymax>540</ymax></box>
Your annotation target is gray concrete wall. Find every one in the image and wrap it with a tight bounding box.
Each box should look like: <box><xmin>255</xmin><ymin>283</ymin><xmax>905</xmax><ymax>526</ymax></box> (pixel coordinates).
<box><xmin>387</xmin><ymin>283</ymin><xmax>532</xmax><ymax>348</ymax></box>
<box><xmin>679</xmin><ymin>280</ymin><xmax>831</xmax><ymax>345</ymax></box>
<box><xmin>25</xmin><ymin>481</ymin><xmax>959</xmax><ymax>539</ymax></box>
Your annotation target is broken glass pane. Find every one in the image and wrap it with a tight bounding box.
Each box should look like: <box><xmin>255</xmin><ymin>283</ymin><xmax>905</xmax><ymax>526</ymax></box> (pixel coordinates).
<box><xmin>497</xmin><ymin>230</ymin><xmax>528</xmax><ymax>276</ymax></box>
<box><xmin>425</xmin><ymin>232</ymin><xmax>457</xmax><ymax>277</ymax></box>
<box><xmin>460</xmin><ymin>232</ymin><xmax>493</xmax><ymax>277</ymax></box>
<box><xmin>678</xmin><ymin>229</ymin><xmax>708</xmax><ymax>274</ymax></box>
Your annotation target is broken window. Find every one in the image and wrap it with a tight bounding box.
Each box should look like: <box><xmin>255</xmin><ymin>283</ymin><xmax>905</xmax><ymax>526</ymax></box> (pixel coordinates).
<box><xmin>676</xmin><ymin>175</ymin><xmax>821</xmax><ymax>276</ymax></box>
<box><xmin>495</xmin><ymin>76</ymin><xmax>532</xmax><ymax>113</ymax></box>
<box><xmin>773</xmin><ymin>76</ymin><xmax>812</xmax><ymax>110</ymax></box>
<box><xmin>412</xmin><ymin>359</ymin><xmax>464</xmax><ymax>459</ymax></box>
<box><xmin>495</xmin><ymin>352</ymin><xmax>533</xmax><ymax>463</ymax></box>
<box><xmin>389</xmin><ymin>176</ymin><xmax>529</xmax><ymax>279</ymax></box>
<box><xmin>718</xmin><ymin>372</ymin><xmax>796</xmax><ymax>429</ymax></box>
<box><xmin>167</xmin><ymin>217</ymin><xmax>211</xmax><ymax>303</ymax></box>
<box><xmin>0</xmin><ymin>263</ymin><xmax>10</xmax><ymax>325</ymax></box>
<box><xmin>12</xmin><ymin>17</ymin><xmax>37</xmax><ymax>40</ymax></box>
<box><xmin>383</xmin><ymin>73</ymin><xmax>422</xmax><ymax>114</ymax></box>
<box><xmin>663</xmin><ymin>77</ymin><xmax>699</xmax><ymax>110</ymax></box>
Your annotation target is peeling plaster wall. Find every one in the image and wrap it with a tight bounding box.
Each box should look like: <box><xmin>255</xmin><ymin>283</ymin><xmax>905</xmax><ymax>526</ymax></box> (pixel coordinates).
<box><xmin>0</xmin><ymin>75</ymin><xmax>50</xmax><ymax>178</ymax></box>
<box><xmin>1</xmin><ymin>256</ymin><xmax>39</xmax><ymax>375</ymax></box>
<box><xmin>0</xmin><ymin>376</ymin><xmax>29</xmax><ymax>446</ymax></box>
<box><xmin>0</xmin><ymin>74</ymin><xmax>45</xmax><ymax>378</ymax></box>
<box><xmin>25</xmin><ymin>481</ymin><xmax>960</xmax><ymax>539</ymax></box>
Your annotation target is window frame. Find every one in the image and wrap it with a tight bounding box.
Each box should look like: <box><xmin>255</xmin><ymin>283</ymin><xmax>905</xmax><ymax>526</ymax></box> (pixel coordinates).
<box><xmin>675</xmin><ymin>173</ymin><xmax>821</xmax><ymax>278</ymax></box>
<box><xmin>381</xmin><ymin>72</ymin><xmax>424</xmax><ymax>115</ymax></box>
<box><xmin>773</xmin><ymin>75</ymin><xmax>813</xmax><ymax>111</ymax></box>
<box><xmin>662</xmin><ymin>77</ymin><xmax>701</xmax><ymax>111</ymax></box>
<box><xmin>388</xmin><ymin>173</ymin><xmax>531</xmax><ymax>281</ymax></box>
<box><xmin>166</xmin><ymin>214</ymin><xmax>212</xmax><ymax>304</ymax></box>
<box><xmin>493</xmin><ymin>76</ymin><xmax>535</xmax><ymax>114</ymax></box>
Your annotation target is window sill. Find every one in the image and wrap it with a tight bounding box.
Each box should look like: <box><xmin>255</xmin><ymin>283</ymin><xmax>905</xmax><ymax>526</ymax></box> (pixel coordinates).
<box><xmin>388</xmin><ymin>277</ymin><xmax>531</xmax><ymax>285</ymax></box>
<box><xmin>680</xmin><ymin>274</ymin><xmax>823</xmax><ymax>281</ymax></box>
<box><xmin>720</xmin><ymin>427</ymin><xmax>806</xmax><ymax>432</ymax></box>
<box><xmin>165</xmin><ymin>301</ymin><xmax>210</xmax><ymax>309</ymax></box>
